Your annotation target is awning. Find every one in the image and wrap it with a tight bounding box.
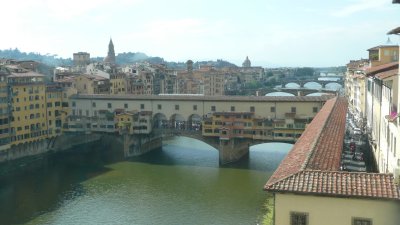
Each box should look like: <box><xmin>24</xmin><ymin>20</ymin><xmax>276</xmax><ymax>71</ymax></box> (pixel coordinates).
<box><xmin>387</xmin><ymin>27</ymin><xmax>400</xmax><ymax>35</ymax></box>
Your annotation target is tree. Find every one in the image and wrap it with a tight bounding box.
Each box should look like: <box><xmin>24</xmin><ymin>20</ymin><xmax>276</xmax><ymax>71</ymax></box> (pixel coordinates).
<box><xmin>294</xmin><ymin>67</ymin><xmax>315</xmax><ymax>77</ymax></box>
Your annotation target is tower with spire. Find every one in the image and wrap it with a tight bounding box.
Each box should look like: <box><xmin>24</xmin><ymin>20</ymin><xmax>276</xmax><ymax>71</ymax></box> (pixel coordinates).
<box><xmin>104</xmin><ymin>38</ymin><xmax>116</xmax><ymax>65</ymax></box>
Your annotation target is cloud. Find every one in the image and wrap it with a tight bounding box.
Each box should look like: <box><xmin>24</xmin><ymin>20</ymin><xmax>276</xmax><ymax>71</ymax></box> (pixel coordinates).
<box><xmin>332</xmin><ymin>0</ymin><xmax>389</xmax><ymax>17</ymax></box>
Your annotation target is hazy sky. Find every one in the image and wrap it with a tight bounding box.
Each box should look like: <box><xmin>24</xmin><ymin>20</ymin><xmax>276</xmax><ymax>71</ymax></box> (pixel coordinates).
<box><xmin>2</xmin><ymin>0</ymin><xmax>400</xmax><ymax>67</ymax></box>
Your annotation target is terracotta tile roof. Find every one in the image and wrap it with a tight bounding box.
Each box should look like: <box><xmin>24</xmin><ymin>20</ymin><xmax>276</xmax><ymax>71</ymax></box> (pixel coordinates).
<box><xmin>265</xmin><ymin>170</ymin><xmax>400</xmax><ymax>200</ymax></box>
<box><xmin>266</xmin><ymin>97</ymin><xmax>345</xmax><ymax>185</ymax></box>
<box><xmin>366</xmin><ymin>62</ymin><xmax>399</xmax><ymax>76</ymax></box>
<box><xmin>264</xmin><ymin>97</ymin><xmax>400</xmax><ymax>200</ymax></box>
<box><xmin>375</xmin><ymin>68</ymin><xmax>399</xmax><ymax>80</ymax></box>
<box><xmin>306</xmin><ymin>97</ymin><xmax>347</xmax><ymax>171</ymax></box>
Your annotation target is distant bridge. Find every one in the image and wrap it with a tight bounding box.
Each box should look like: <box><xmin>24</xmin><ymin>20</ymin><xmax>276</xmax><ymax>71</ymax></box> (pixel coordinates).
<box><xmin>281</xmin><ymin>78</ymin><xmax>344</xmax><ymax>88</ymax></box>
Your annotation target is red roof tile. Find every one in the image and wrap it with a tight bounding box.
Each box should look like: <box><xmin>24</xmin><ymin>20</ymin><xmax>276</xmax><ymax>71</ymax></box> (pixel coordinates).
<box><xmin>264</xmin><ymin>97</ymin><xmax>400</xmax><ymax>200</ymax></box>
<box><xmin>265</xmin><ymin>170</ymin><xmax>400</xmax><ymax>200</ymax></box>
<box><xmin>366</xmin><ymin>62</ymin><xmax>399</xmax><ymax>76</ymax></box>
<box><xmin>266</xmin><ymin>97</ymin><xmax>345</xmax><ymax>185</ymax></box>
<box><xmin>375</xmin><ymin>68</ymin><xmax>399</xmax><ymax>80</ymax></box>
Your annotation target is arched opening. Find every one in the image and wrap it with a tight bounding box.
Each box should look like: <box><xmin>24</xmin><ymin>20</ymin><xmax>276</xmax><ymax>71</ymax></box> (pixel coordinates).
<box><xmin>153</xmin><ymin>113</ymin><xmax>168</xmax><ymax>128</ymax></box>
<box><xmin>188</xmin><ymin>114</ymin><xmax>202</xmax><ymax>131</ymax></box>
<box><xmin>285</xmin><ymin>82</ymin><xmax>301</xmax><ymax>88</ymax></box>
<box><xmin>325</xmin><ymin>82</ymin><xmax>342</xmax><ymax>91</ymax></box>
<box><xmin>265</xmin><ymin>92</ymin><xmax>295</xmax><ymax>96</ymax></box>
<box><xmin>170</xmin><ymin>114</ymin><xmax>186</xmax><ymax>130</ymax></box>
<box><xmin>306</xmin><ymin>92</ymin><xmax>331</xmax><ymax>96</ymax></box>
<box><xmin>303</xmin><ymin>82</ymin><xmax>322</xmax><ymax>89</ymax></box>
<box><xmin>246</xmin><ymin>142</ymin><xmax>293</xmax><ymax>171</ymax></box>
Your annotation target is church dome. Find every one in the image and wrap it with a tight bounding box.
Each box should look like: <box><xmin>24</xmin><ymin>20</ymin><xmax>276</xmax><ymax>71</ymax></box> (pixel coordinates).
<box><xmin>242</xmin><ymin>56</ymin><xmax>251</xmax><ymax>67</ymax></box>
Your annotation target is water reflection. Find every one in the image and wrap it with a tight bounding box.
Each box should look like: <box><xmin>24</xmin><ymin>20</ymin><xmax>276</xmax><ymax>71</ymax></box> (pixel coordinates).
<box><xmin>325</xmin><ymin>82</ymin><xmax>342</xmax><ymax>91</ymax></box>
<box><xmin>285</xmin><ymin>82</ymin><xmax>300</xmax><ymax>88</ymax></box>
<box><xmin>265</xmin><ymin>92</ymin><xmax>295</xmax><ymax>96</ymax></box>
<box><xmin>0</xmin><ymin>137</ymin><xmax>292</xmax><ymax>225</ymax></box>
<box><xmin>303</xmin><ymin>81</ymin><xmax>322</xmax><ymax>89</ymax></box>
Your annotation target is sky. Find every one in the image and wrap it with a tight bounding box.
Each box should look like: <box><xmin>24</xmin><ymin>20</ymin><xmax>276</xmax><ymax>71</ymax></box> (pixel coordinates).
<box><xmin>1</xmin><ymin>0</ymin><xmax>400</xmax><ymax>67</ymax></box>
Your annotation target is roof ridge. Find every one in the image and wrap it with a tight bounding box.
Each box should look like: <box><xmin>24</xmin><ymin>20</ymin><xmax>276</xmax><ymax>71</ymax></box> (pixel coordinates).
<box><xmin>302</xmin><ymin>97</ymin><xmax>338</xmax><ymax>170</ymax></box>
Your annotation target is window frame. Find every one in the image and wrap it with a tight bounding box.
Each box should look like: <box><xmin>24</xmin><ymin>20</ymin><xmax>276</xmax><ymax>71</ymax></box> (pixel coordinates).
<box><xmin>352</xmin><ymin>217</ymin><xmax>372</xmax><ymax>225</ymax></box>
<box><xmin>290</xmin><ymin>211</ymin><xmax>308</xmax><ymax>225</ymax></box>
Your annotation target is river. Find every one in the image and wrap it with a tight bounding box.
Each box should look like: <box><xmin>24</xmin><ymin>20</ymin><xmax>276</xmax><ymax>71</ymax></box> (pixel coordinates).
<box><xmin>0</xmin><ymin>137</ymin><xmax>292</xmax><ymax>225</ymax></box>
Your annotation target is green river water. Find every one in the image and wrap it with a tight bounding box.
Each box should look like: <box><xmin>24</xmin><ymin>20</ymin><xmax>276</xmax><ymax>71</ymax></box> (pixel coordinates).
<box><xmin>0</xmin><ymin>137</ymin><xmax>292</xmax><ymax>225</ymax></box>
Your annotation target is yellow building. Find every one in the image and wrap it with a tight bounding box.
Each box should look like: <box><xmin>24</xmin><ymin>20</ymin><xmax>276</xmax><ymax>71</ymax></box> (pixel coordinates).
<box><xmin>115</xmin><ymin>110</ymin><xmax>153</xmax><ymax>135</ymax></box>
<box><xmin>7</xmin><ymin>69</ymin><xmax>47</xmax><ymax>146</ymax></box>
<box><xmin>368</xmin><ymin>44</ymin><xmax>399</xmax><ymax>67</ymax></box>
<box><xmin>202</xmin><ymin>112</ymin><xmax>255</xmax><ymax>139</ymax></box>
<box><xmin>46</xmin><ymin>85</ymin><xmax>64</xmax><ymax>138</ymax></box>
<box><xmin>116</xmin><ymin>111</ymin><xmax>135</xmax><ymax>134</ymax></box>
<box><xmin>75</xmin><ymin>74</ymin><xmax>110</xmax><ymax>94</ymax></box>
<box><xmin>110</xmin><ymin>73</ymin><xmax>130</xmax><ymax>95</ymax></box>
<box><xmin>0</xmin><ymin>67</ymin><xmax>10</xmax><ymax>151</ymax></box>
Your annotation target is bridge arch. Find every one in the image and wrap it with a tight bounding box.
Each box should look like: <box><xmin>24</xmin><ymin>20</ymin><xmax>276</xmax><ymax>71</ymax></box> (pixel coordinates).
<box><xmin>325</xmin><ymin>82</ymin><xmax>342</xmax><ymax>91</ymax></box>
<box><xmin>170</xmin><ymin>113</ymin><xmax>186</xmax><ymax>129</ymax></box>
<box><xmin>303</xmin><ymin>82</ymin><xmax>322</xmax><ymax>89</ymax></box>
<box><xmin>154</xmin><ymin>113</ymin><xmax>168</xmax><ymax>128</ymax></box>
<box><xmin>285</xmin><ymin>82</ymin><xmax>301</xmax><ymax>88</ymax></box>
<box><xmin>265</xmin><ymin>92</ymin><xmax>295</xmax><ymax>96</ymax></box>
<box><xmin>306</xmin><ymin>92</ymin><xmax>329</xmax><ymax>96</ymax></box>
<box><xmin>188</xmin><ymin>114</ymin><xmax>202</xmax><ymax>130</ymax></box>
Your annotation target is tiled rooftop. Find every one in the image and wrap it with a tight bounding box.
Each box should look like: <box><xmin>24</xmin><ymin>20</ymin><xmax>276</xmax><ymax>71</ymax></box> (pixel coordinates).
<box><xmin>265</xmin><ymin>170</ymin><xmax>400</xmax><ymax>200</ymax></box>
<box><xmin>366</xmin><ymin>62</ymin><xmax>399</xmax><ymax>76</ymax></box>
<box><xmin>375</xmin><ymin>68</ymin><xmax>399</xmax><ymax>80</ymax></box>
<box><xmin>264</xmin><ymin>97</ymin><xmax>400</xmax><ymax>200</ymax></box>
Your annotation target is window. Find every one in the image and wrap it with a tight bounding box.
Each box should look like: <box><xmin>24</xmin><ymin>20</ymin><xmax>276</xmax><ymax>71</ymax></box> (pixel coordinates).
<box><xmin>352</xmin><ymin>217</ymin><xmax>372</xmax><ymax>225</ymax></box>
<box><xmin>271</xmin><ymin>106</ymin><xmax>275</xmax><ymax>113</ymax></box>
<box><xmin>313</xmin><ymin>107</ymin><xmax>318</xmax><ymax>113</ymax></box>
<box><xmin>124</xmin><ymin>103</ymin><xmax>128</xmax><ymax>109</ymax></box>
<box><xmin>291</xmin><ymin>107</ymin><xmax>296</xmax><ymax>113</ymax></box>
<box><xmin>175</xmin><ymin>105</ymin><xmax>179</xmax><ymax>110</ymax></box>
<box><xmin>290</xmin><ymin>212</ymin><xmax>308</xmax><ymax>225</ymax></box>
<box><xmin>211</xmin><ymin>106</ymin><xmax>216</xmax><ymax>112</ymax></box>
<box><xmin>250</xmin><ymin>106</ymin><xmax>255</xmax><ymax>112</ymax></box>
<box><xmin>108</xmin><ymin>103</ymin><xmax>112</xmax><ymax>109</ymax></box>
<box><xmin>72</xmin><ymin>101</ymin><xmax>76</xmax><ymax>107</ymax></box>
<box><xmin>193</xmin><ymin>105</ymin><xmax>197</xmax><ymax>111</ymax></box>
<box><xmin>55</xmin><ymin>102</ymin><xmax>60</xmax><ymax>107</ymax></box>
<box><xmin>158</xmin><ymin>104</ymin><xmax>162</xmax><ymax>110</ymax></box>
<box><xmin>92</xmin><ymin>102</ymin><xmax>96</xmax><ymax>107</ymax></box>
<box><xmin>141</xmin><ymin>104</ymin><xmax>144</xmax><ymax>109</ymax></box>
<box><xmin>231</xmin><ymin>106</ymin><xmax>235</xmax><ymax>112</ymax></box>
<box><xmin>47</xmin><ymin>102</ymin><xmax>52</xmax><ymax>108</ymax></box>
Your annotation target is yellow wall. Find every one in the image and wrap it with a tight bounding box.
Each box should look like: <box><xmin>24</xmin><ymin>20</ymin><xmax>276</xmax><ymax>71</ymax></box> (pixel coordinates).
<box><xmin>46</xmin><ymin>89</ymin><xmax>64</xmax><ymax>138</ymax></box>
<box><xmin>370</xmin><ymin>46</ymin><xmax>399</xmax><ymax>67</ymax></box>
<box><xmin>275</xmin><ymin>193</ymin><xmax>400</xmax><ymax>225</ymax></box>
<box><xmin>10</xmin><ymin>83</ymin><xmax>47</xmax><ymax>145</ymax></box>
<box><xmin>0</xmin><ymin>76</ymin><xmax>10</xmax><ymax>150</ymax></box>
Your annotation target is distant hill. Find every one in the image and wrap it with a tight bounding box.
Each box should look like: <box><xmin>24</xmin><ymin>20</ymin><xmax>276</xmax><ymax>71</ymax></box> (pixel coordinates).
<box><xmin>0</xmin><ymin>48</ymin><xmax>72</xmax><ymax>66</ymax></box>
<box><xmin>0</xmin><ymin>49</ymin><xmax>239</xmax><ymax>69</ymax></box>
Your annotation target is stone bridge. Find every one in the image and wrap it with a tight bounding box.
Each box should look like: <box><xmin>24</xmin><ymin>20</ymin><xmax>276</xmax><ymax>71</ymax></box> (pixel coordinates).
<box><xmin>281</xmin><ymin>79</ymin><xmax>344</xmax><ymax>88</ymax></box>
